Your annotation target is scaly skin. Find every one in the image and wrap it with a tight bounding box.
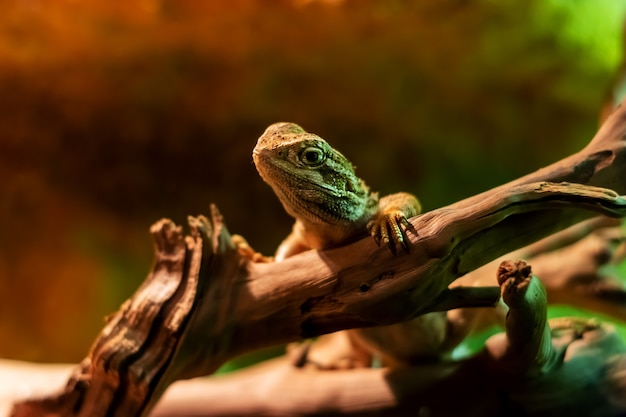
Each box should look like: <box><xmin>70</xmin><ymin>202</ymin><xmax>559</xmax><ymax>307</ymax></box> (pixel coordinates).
<box><xmin>253</xmin><ymin>122</ymin><xmax>423</xmax><ymax>368</ymax></box>
<box><xmin>253</xmin><ymin>122</ymin><xmax>421</xmax><ymax>259</ymax></box>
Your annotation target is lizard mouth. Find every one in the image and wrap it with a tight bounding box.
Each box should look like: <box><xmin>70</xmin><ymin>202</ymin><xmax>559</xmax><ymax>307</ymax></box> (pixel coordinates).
<box><xmin>252</xmin><ymin>150</ymin><xmax>279</xmax><ymax>184</ymax></box>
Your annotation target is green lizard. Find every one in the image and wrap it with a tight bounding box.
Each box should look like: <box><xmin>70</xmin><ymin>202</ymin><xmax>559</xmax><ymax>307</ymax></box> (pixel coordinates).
<box><xmin>252</xmin><ymin>122</ymin><xmax>431</xmax><ymax>368</ymax></box>
<box><xmin>253</xmin><ymin>122</ymin><xmax>421</xmax><ymax>260</ymax></box>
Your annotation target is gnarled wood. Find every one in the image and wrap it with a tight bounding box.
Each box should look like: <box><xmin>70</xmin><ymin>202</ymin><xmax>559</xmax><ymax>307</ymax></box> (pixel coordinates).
<box><xmin>150</xmin><ymin>261</ymin><xmax>626</xmax><ymax>417</ymax></box>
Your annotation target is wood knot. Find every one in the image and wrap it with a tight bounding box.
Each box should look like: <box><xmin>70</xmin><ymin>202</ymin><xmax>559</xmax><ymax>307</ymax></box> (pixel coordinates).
<box><xmin>358</xmin><ymin>271</ymin><xmax>394</xmax><ymax>293</ymax></box>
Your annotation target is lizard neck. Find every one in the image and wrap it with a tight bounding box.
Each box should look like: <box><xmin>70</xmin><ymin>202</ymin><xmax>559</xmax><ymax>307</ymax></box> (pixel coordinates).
<box><xmin>253</xmin><ymin>122</ymin><xmax>379</xmax><ymax>253</ymax></box>
<box><xmin>292</xmin><ymin>216</ymin><xmax>370</xmax><ymax>251</ymax></box>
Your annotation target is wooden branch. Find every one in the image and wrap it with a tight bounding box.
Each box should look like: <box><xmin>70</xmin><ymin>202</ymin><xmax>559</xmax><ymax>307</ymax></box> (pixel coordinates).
<box><xmin>447</xmin><ymin>217</ymin><xmax>626</xmax><ymax>335</ymax></box>
<box><xmin>4</xmin><ymin>245</ymin><xmax>625</xmax><ymax>416</ymax></box>
<box><xmin>8</xmin><ymin>103</ymin><xmax>626</xmax><ymax>416</ymax></box>
<box><xmin>486</xmin><ymin>260</ymin><xmax>556</xmax><ymax>376</ymax></box>
<box><xmin>149</xmin><ymin>261</ymin><xmax>626</xmax><ymax>417</ymax></box>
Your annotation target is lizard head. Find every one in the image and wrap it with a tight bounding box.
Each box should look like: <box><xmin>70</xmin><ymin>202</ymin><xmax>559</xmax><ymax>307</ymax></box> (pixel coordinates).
<box><xmin>253</xmin><ymin>122</ymin><xmax>377</xmax><ymax>226</ymax></box>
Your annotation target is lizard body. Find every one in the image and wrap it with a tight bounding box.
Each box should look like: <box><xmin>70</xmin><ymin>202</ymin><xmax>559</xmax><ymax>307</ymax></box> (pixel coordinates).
<box><xmin>253</xmin><ymin>122</ymin><xmax>421</xmax><ymax>260</ymax></box>
<box><xmin>253</xmin><ymin>122</ymin><xmax>427</xmax><ymax>368</ymax></box>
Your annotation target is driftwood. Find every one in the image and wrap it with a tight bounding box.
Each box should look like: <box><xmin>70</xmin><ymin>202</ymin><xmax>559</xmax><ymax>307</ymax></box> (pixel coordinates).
<box><xmin>151</xmin><ymin>260</ymin><xmax>626</xmax><ymax>417</ymax></box>
<box><xmin>2</xmin><ymin>219</ymin><xmax>624</xmax><ymax>416</ymax></box>
<box><xmin>6</xmin><ymin>103</ymin><xmax>626</xmax><ymax>416</ymax></box>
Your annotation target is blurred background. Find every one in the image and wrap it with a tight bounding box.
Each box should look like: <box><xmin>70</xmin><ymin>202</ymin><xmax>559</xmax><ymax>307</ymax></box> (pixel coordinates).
<box><xmin>1</xmin><ymin>0</ymin><xmax>625</xmax><ymax>364</ymax></box>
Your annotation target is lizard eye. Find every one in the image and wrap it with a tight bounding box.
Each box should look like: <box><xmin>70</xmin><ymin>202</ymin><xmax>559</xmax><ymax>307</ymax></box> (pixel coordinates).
<box><xmin>299</xmin><ymin>147</ymin><xmax>326</xmax><ymax>166</ymax></box>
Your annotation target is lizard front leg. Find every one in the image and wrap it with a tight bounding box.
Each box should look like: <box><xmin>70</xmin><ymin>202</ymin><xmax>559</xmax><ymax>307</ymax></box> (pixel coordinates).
<box><xmin>367</xmin><ymin>192</ymin><xmax>421</xmax><ymax>254</ymax></box>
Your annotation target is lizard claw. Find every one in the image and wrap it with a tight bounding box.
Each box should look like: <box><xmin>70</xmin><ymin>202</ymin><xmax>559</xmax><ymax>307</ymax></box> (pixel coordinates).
<box><xmin>367</xmin><ymin>210</ymin><xmax>417</xmax><ymax>255</ymax></box>
<box><xmin>369</xmin><ymin>221</ymin><xmax>383</xmax><ymax>247</ymax></box>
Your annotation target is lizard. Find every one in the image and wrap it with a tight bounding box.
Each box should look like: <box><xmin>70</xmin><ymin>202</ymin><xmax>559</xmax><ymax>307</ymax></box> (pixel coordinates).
<box><xmin>251</xmin><ymin>122</ymin><xmax>442</xmax><ymax>369</ymax></box>
<box><xmin>252</xmin><ymin>122</ymin><xmax>421</xmax><ymax>260</ymax></box>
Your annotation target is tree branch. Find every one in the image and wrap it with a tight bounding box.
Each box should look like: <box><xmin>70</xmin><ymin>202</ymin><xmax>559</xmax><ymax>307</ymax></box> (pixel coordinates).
<box><xmin>149</xmin><ymin>262</ymin><xmax>626</xmax><ymax>417</ymax></box>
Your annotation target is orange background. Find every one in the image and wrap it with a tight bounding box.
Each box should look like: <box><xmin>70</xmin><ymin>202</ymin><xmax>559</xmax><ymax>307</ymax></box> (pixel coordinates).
<box><xmin>0</xmin><ymin>0</ymin><xmax>623</xmax><ymax>363</ymax></box>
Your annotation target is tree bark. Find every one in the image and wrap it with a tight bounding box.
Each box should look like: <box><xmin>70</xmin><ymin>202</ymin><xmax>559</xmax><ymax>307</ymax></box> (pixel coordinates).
<box><xmin>151</xmin><ymin>262</ymin><xmax>626</xmax><ymax>417</ymax></box>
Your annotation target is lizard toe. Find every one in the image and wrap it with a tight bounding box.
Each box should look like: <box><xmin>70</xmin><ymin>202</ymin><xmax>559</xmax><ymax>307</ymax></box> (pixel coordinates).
<box><xmin>367</xmin><ymin>211</ymin><xmax>416</xmax><ymax>255</ymax></box>
<box><xmin>367</xmin><ymin>220</ymin><xmax>382</xmax><ymax>246</ymax></box>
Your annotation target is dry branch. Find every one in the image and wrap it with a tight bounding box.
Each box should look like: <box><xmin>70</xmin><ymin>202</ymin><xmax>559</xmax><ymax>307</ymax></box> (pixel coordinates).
<box><xmin>151</xmin><ymin>262</ymin><xmax>626</xmax><ymax>417</ymax></box>
<box><xmin>8</xmin><ymin>103</ymin><xmax>626</xmax><ymax>416</ymax></box>
<box><xmin>3</xmin><ymin>222</ymin><xmax>625</xmax><ymax>416</ymax></box>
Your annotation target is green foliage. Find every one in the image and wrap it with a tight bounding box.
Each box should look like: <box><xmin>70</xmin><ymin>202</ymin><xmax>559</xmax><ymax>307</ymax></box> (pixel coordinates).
<box><xmin>541</xmin><ymin>0</ymin><xmax>626</xmax><ymax>70</ymax></box>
